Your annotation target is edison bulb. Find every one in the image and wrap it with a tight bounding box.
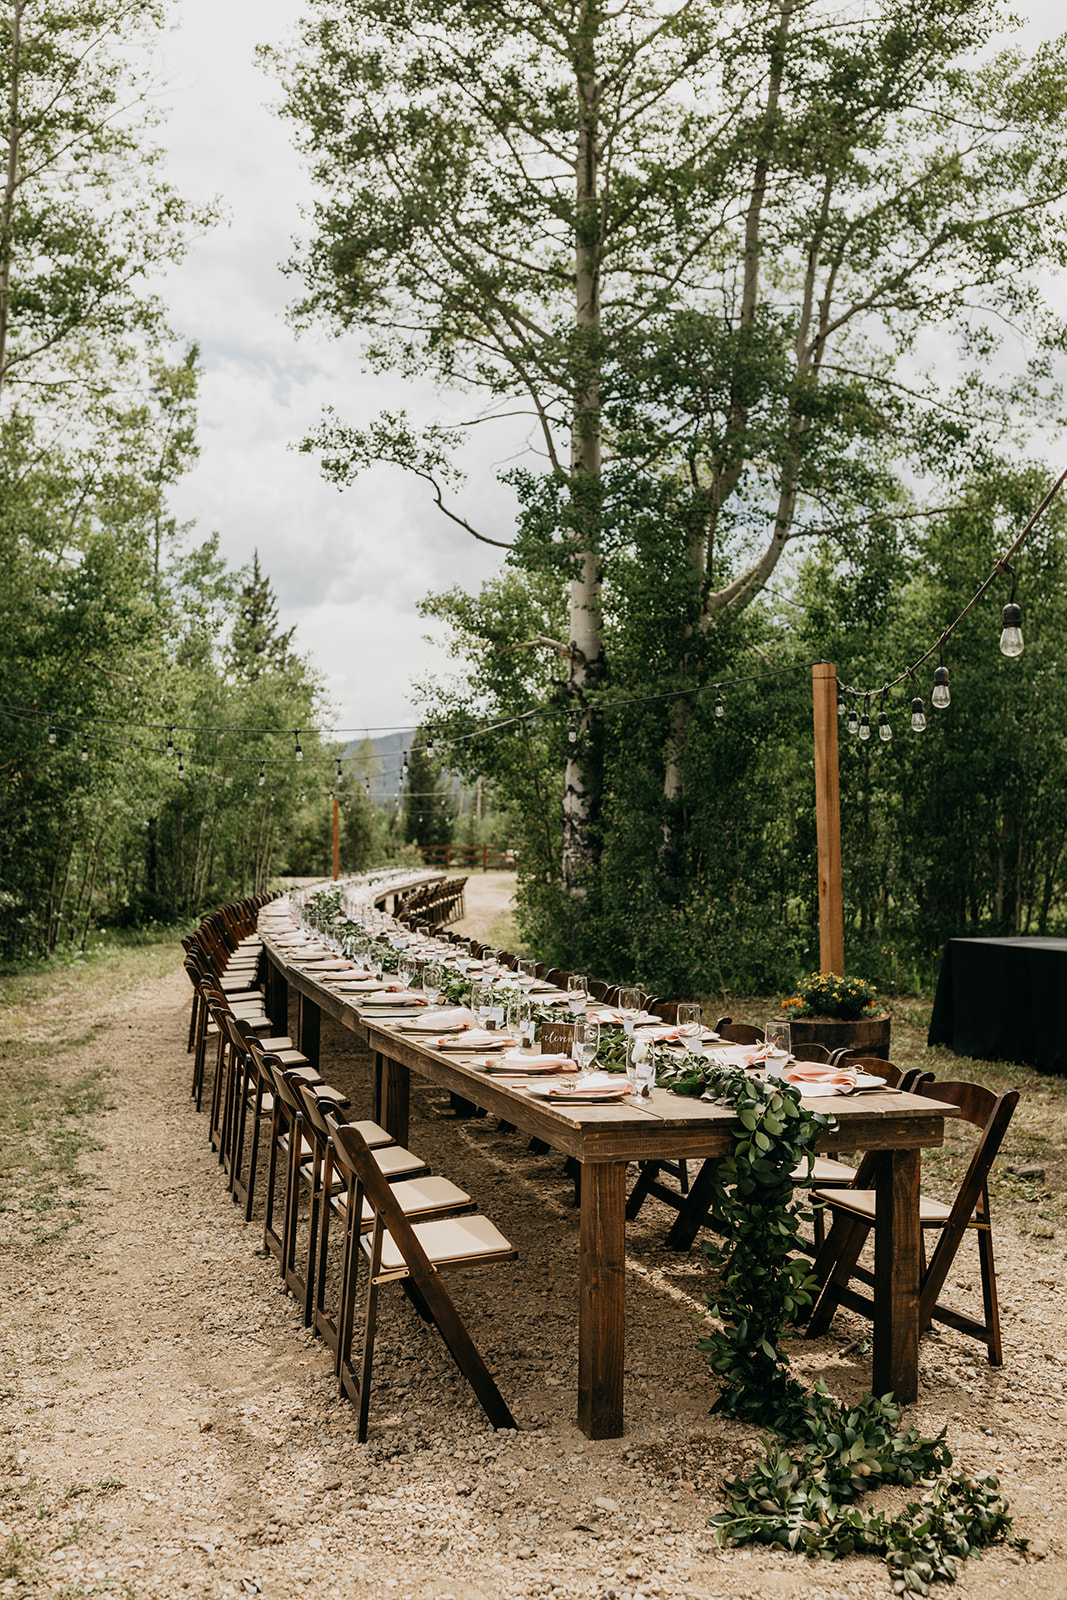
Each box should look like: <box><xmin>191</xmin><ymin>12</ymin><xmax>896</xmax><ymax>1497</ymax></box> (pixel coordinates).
<box><xmin>932</xmin><ymin>665</ymin><xmax>950</xmax><ymax>710</ymax></box>
<box><xmin>1000</xmin><ymin>602</ymin><xmax>1024</xmax><ymax>658</ymax></box>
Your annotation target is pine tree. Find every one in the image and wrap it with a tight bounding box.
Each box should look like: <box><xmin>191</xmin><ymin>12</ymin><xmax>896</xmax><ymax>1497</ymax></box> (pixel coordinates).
<box><xmin>401</xmin><ymin>728</ymin><xmax>453</xmax><ymax>849</ymax></box>
<box><xmin>228</xmin><ymin>552</ymin><xmax>297</xmax><ymax>683</ymax></box>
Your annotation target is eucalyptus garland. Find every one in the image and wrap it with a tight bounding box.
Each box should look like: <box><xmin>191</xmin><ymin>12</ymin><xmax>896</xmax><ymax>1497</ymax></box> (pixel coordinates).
<box><xmin>651</xmin><ymin>1056</ymin><xmax>1019</xmax><ymax>1593</ymax></box>
<box><xmin>296</xmin><ymin>894</ymin><xmax>1017</xmax><ymax>1591</ymax></box>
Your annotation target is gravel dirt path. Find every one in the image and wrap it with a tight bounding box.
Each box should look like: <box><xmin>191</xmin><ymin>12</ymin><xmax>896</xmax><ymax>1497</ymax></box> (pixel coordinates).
<box><xmin>1</xmin><ymin>959</ymin><xmax>1066</xmax><ymax>1600</ymax></box>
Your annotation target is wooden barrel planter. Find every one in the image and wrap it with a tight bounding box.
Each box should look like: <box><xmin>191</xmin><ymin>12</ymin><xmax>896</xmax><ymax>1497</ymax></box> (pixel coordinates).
<box><xmin>785</xmin><ymin>1013</ymin><xmax>892</xmax><ymax>1060</ymax></box>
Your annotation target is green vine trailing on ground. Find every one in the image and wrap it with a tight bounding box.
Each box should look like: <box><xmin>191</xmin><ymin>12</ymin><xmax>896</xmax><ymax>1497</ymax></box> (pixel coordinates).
<box><xmin>299</xmin><ymin>893</ymin><xmax>1017</xmax><ymax>1592</ymax></box>
<box><xmin>653</xmin><ymin>1057</ymin><xmax>1020</xmax><ymax>1594</ymax></box>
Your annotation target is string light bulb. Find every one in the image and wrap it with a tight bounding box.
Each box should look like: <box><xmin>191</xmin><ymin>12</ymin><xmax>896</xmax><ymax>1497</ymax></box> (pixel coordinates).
<box><xmin>714</xmin><ymin>686</ymin><xmax>725</xmax><ymax>718</ymax></box>
<box><xmin>258</xmin><ymin>762</ymin><xmax>266</xmax><ymax>786</ymax></box>
<box><xmin>910</xmin><ymin>695</ymin><xmax>927</xmax><ymax>733</ymax></box>
<box><xmin>426</xmin><ymin>735</ymin><xmax>435</xmax><ymax>757</ymax></box>
<box><xmin>932</xmin><ymin>662</ymin><xmax>951</xmax><ymax>710</ymax></box>
<box><xmin>401</xmin><ymin>753</ymin><xmax>409</xmax><ymax>777</ymax></box>
<box><xmin>847</xmin><ymin>704</ymin><xmax>858</xmax><ymax>735</ymax></box>
<box><xmin>48</xmin><ymin>716</ymin><xmax>56</xmax><ymax>744</ymax></box>
<box><xmin>837</xmin><ymin>686</ymin><xmax>845</xmax><ymax>717</ymax></box>
<box><xmin>567</xmin><ymin>714</ymin><xmax>578</xmax><ymax>744</ymax></box>
<box><xmin>178</xmin><ymin>752</ymin><xmax>185</xmax><ymax>779</ymax></box>
<box><xmin>335</xmin><ymin>757</ymin><xmax>343</xmax><ymax>780</ymax></box>
<box><xmin>166</xmin><ymin>726</ymin><xmax>174</xmax><ymax>756</ymax></box>
<box><xmin>294</xmin><ymin>730</ymin><xmax>303</xmax><ymax>761</ymax></box>
<box><xmin>858</xmin><ymin>695</ymin><xmax>871</xmax><ymax>741</ymax></box>
<box><xmin>80</xmin><ymin>734</ymin><xmax>89</xmax><ymax>761</ymax></box>
<box><xmin>878</xmin><ymin>709</ymin><xmax>892</xmax><ymax>742</ymax></box>
<box><xmin>999</xmin><ymin>567</ymin><xmax>1023</xmax><ymax>657</ymax></box>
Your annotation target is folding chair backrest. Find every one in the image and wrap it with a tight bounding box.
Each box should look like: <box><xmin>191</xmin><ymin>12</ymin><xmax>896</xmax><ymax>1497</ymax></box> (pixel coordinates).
<box><xmin>715</xmin><ymin>1018</ymin><xmax>765</xmax><ymax>1045</ymax></box>
<box><xmin>793</xmin><ymin>1042</ymin><xmax>832</xmax><ymax>1062</ymax></box>
<box><xmin>915</xmin><ymin>1078</ymin><xmax>1019</xmax><ymax>1226</ymax></box>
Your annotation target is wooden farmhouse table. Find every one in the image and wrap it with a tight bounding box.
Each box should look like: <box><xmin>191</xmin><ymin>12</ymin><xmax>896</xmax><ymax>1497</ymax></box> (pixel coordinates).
<box><xmin>262</xmin><ymin>943</ymin><xmax>957</xmax><ymax>1439</ymax></box>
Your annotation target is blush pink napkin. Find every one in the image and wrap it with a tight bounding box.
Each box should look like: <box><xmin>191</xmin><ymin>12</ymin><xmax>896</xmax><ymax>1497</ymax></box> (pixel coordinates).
<box><xmin>784</xmin><ymin>1062</ymin><xmax>859</xmax><ymax>1094</ymax></box>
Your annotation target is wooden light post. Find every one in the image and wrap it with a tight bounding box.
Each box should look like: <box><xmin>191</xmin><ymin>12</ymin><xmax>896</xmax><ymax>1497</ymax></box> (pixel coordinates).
<box><xmin>812</xmin><ymin>662</ymin><xmax>844</xmax><ymax>974</ymax></box>
<box><xmin>332</xmin><ymin>794</ymin><xmax>340</xmax><ymax>881</ymax></box>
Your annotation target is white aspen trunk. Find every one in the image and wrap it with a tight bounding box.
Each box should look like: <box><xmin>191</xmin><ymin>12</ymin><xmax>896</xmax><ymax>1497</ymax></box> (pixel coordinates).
<box><xmin>663</xmin><ymin>0</ymin><xmax>795</xmax><ymax>805</ymax></box>
<box><xmin>0</xmin><ymin>0</ymin><xmax>25</xmax><ymax>399</ymax></box>
<box><xmin>561</xmin><ymin>1</ymin><xmax>604</xmax><ymax>899</ymax></box>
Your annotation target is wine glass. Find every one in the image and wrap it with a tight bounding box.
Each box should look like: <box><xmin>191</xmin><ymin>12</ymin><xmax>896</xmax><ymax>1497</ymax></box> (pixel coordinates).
<box><xmin>618</xmin><ymin>987</ymin><xmax>640</xmax><ymax>1035</ymax></box>
<box><xmin>422</xmin><ymin>962</ymin><xmax>443</xmax><ymax>1007</ymax></box>
<box><xmin>396</xmin><ymin>950</ymin><xmax>413</xmax><ymax>989</ymax></box>
<box><xmin>626</xmin><ymin>1034</ymin><xmax>656</xmax><ymax>1099</ymax></box>
<box><xmin>677</xmin><ymin>1002</ymin><xmax>703</xmax><ymax>1054</ymax></box>
<box><xmin>567</xmin><ymin>975</ymin><xmax>588</xmax><ymax>1018</ymax></box>
<box><xmin>574</xmin><ymin>1017</ymin><xmax>600</xmax><ymax>1073</ymax></box>
<box><xmin>765</xmin><ymin>1020</ymin><xmax>791</xmax><ymax>1079</ymax></box>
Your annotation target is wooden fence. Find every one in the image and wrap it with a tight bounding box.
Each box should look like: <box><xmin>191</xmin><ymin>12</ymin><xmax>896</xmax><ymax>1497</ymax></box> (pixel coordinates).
<box><xmin>418</xmin><ymin>844</ymin><xmax>516</xmax><ymax>872</ymax></box>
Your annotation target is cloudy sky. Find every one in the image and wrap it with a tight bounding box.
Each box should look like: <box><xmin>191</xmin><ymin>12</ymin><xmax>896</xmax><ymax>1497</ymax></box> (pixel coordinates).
<box><xmin>153</xmin><ymin>0</ymin><xmax>1066</xmax><ymax>738</ymax></box>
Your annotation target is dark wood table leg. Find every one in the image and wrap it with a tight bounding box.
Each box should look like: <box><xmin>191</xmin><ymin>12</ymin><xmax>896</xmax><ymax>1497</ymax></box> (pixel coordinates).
<box><xmin>296</xmin><ymin>992</ymin><xmax>320</xmax><ymax>1072</ymax></box>
<box><xmin>578</xmin><ymin>1160</ymin><xmax>625</xmax><ymax>1439</ymax></box>
<box><xmin>873</xmin><ymin>1146</ymin><xmax>920</xmax><ymax>1404</ymax></box>
<box><xmin>269</xmin><ymin>966</ymin><xmax>289</xmax><ymax>1036</ymax></box>
<box><xmin>379</xmin><ymin>1053</ymin><xmax>410</xmax><ymax>1147</ymax></box>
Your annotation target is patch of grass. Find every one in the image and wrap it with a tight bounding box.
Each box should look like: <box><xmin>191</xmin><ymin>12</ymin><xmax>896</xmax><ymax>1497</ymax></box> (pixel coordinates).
<box><xmin>0</xmin><ymin>941</ymin><xmax>180</xmax><ymax>1236</ymax></box>
<box><xmin>0</xmin><ymin>1530</ymin><xmax>36</xmax><ymax>1581</ymax></box>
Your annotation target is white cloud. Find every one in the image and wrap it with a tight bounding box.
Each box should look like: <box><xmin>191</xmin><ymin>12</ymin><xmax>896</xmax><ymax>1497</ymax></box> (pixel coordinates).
<box><xmin>151</xmin><ymin>0</ymin><xmax>1067</xmax><ymax>731</ymax></box>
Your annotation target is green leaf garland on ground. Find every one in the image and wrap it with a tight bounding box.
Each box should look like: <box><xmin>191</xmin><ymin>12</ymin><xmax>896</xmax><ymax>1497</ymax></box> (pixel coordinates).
<box><xmin>653</xmin><ymin>1057</ymin><xmax>1020</xmax><ymax>1593</ymax></box>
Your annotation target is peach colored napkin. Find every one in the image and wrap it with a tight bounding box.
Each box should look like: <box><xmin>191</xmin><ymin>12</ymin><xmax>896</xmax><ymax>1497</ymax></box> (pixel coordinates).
<box><xmin>785</xmin><ymin>1062</ymin><xmax>859</xmax><ymax>1095</ymax></box>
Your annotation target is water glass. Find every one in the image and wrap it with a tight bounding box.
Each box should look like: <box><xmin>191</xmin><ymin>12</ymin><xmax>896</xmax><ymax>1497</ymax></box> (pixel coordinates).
<box><xmin>765</xmin><ymin>1020</ymin><xmax>791</xmax><ymax>1078</ymax></box>
<box><xmin>518</xmin><ymin>958</ymin><xmax>537</xmax><ymax>985</ymax></box>
<box><xmin>423</xmin><ymin>962</ymin><xmax>443</xmax><ymax>1006</ymax></box>
<box><xmin>567</xmin><ymin>975</ymin><xmax>588</xmax><ymax>1017</ymax></box>
<box><xmin>677</xmin><ymin>1002</ymin><xmax>703</xmax><ymax>1053</ymax></box>
<box><xmin>626</xmin><ymin>1035</ymin><xmax>656</xmax><ymax>1099</ymax></box>
<box><xmin>509</xmin><ymin>993</ymin><xmax>536</xmax><ymax>1049</ymax></box>
<box><xmin>573</xmin><ymin>1017</ymin><xmax>600</xmax><ymax>1071</ymax></box>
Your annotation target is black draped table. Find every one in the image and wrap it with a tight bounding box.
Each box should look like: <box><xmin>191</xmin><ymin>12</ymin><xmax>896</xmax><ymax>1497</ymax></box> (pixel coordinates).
<box><xmin>928</xmin><ymin>936</ymin><xmax>1067</xmax><ymax>1075</ymax></box>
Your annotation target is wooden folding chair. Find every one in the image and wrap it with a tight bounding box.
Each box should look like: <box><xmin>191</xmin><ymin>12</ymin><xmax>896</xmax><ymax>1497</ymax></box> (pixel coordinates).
<box><xmin>714</xmin><ymin>1017</ymin><xmax>765</xmax><ymax>1045</ymax></box>
<box><xmin>804</xmin><ymin>1079</ymin><xmax>1019</xmax><ymax>1364</ymax></box>
<box><xmin>222</xmin><ymin>1015</ymin><xmax>311</xmax><ymax>1217</ymax></box>
<box><xmin>262</xmin><ymin>1060</ymin><xmax>424</xmax><ymax>1321</ymax></box>
<box><xmin>307</xmin><ymin>1095</ymin><xmax>475</xmax><ymax>1361</ymax></box>
<box><xmin>792</xmin><ymin>1061</ymin><xmax>935</xmax><ymax>1249</ymax></box>
<box><xmin>331</xmin><ymin>1120</ymin><xmax>517</xmax><ymax>1441</ymax></box>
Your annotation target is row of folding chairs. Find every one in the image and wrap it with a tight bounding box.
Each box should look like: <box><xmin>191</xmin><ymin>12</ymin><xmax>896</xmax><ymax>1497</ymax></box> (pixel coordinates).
<box><xmin>181</xmin><ymin>897</ymin><xmax>519</xmax><ymax>1441</ymax></box>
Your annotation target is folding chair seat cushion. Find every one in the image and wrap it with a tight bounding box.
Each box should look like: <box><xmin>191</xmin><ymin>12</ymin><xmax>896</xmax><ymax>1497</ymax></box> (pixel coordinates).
<box><xmin>362</xmin><ymin>1212</ymin><xmax>515</xmax><ymax>1279</ymax></box>
<box><xmin>357</xmin><ymin>1174</ymin><xmax>472</xmax><ymax>1229</ymax></box>
<box><xmin>374</xmin><ymin>1144</ymin><xmax>429</xmax><ymax>1180</ymax></box>
<box><xmin>810</xmin><ymin>1188</ymin><xmax>955</xmax><ymax>1227</ymax></box>
<box><xmin>796</xmin><ymin>1156</ymin><xmax>858</xmax><ymax>1185</ymax></box>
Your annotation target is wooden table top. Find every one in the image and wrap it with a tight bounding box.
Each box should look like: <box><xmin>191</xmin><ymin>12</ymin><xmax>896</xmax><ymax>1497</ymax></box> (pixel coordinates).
<box><xmin>263</xmin><ymin>940</ymin><xmax>958</xmax><ymax>1164</ymax></box>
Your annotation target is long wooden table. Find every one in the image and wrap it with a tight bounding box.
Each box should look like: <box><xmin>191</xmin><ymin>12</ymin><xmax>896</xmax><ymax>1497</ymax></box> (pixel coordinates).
<box><xmin>263</xmin><ymin>945</ymin><xmax>956</xmax><ymax>1438</ymax></box>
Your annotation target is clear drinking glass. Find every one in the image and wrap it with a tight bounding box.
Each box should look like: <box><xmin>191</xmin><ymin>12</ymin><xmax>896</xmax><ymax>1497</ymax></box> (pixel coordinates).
<box><xmin>472</xmin><ymin>980</ymin><xmax>494</xmax><ymax>1029</ymax></box>
<box><xmin>573</xmin><ymin>1017</ymin><xmax>600</xmax><ymax>1071</ymax></box>
<box><xmin>677</xmin><ymin>1002</ymin><xmax>703</xmax><ymax>1053</ymax></box>
<box><xmin>509</xmin><ymin>993</ymin><xmax>536</xmax><ymax>1049</ymax></box>
<box><xmin>518</xmin><ymin>958</ymin><xmax>537</xmax><ymax>985</ymax></box>
<box><xmin>617</xmin><ymin>987</ymin><xmax>640</xmax><ymax>1034</ymax></box>
<box><xmin>567</xmin><ymin>975</ymin><xmax>588</xmax><ymax>1017</ymax></box>
<box><xmin>422</xmin><ymin>962</ymin><xmax>442</xmax><ymax>1006</ymax></box>
<box><xmin>765</xmin><ymin>1020</ymin><xmax>791</xmax><ymax>1078</ymax></box>
<box><xmin>626</xmin><ymin>1034</ymin><xmax>656</xmax><ymax>1098</ymax></box>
